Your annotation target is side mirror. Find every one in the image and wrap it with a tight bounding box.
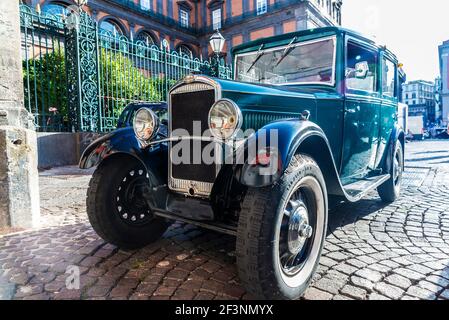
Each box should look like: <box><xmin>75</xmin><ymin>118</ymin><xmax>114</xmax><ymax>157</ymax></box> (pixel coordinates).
<box><xmin>355</xmin><ymin>61</ymin><xmax>369</xmax><ymax>79</ymax></box>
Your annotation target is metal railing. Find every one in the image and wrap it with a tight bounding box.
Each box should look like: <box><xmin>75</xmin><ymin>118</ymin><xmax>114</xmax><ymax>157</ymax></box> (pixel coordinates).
<box><xmin>97</xmin><ymin>32</ymin><xmax>232</xmax><ymax>131</ymax></box>
<box><xmin>20</xmin><ymin>4</ymin><xmax>69</xmax><ymax>131</ymax></box>
<box><xmin>19</xmin><ymin>4</ymin><xmax>233</xmax><ymax>132</ymax></box>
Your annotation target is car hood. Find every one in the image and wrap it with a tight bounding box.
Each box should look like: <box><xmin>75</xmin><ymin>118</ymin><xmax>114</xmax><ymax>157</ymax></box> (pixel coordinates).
<box><xmin>214</xmin><ymin>78</ymin><xmax>318</xmax><ymax>130</ymax></box>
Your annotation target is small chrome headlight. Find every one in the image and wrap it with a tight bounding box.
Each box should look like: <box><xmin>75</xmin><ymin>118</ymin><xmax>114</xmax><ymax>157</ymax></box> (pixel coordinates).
<box><xmin>133</xmin><ymin>107</ymin><xmax>159</xmax><ymax>142</ymax></box>
<box><xmin>208</xmin><ymin>99</ymin><xmax>242</xmax><ymax>140</ymax></box>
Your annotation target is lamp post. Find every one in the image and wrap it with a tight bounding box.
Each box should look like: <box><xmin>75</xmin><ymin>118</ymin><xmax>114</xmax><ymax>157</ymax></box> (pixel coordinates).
<box><xmin>66</xmin><ymin>0</ymin><xmax>88</xmax><ymax>30</ymax></box>
<box><xmin>74</xmin><ymin>0</ymin><xmax>89</xmax><ymax>9</ymax></box>
<box><xmin>209</xmin><ymin>30</ymin><xmax>225</xmax><ymax>77</ymax></box>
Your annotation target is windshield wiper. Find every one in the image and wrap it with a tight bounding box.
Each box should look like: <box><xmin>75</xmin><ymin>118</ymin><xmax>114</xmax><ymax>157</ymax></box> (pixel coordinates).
<box><xmin>274</xmin><ymin>36</ymin><xmax>297</xmax><ymax>67</ymax></box>
<box><xmin>246</xmin><ymin>44</ymin><xmax>265</xmax><ymax>74</ymax></box>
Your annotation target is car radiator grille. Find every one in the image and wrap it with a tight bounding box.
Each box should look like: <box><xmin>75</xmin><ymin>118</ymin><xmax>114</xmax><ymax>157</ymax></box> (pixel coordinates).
<box><xmin>169</xmin><ymin>83</ymin><xmax>218</xmax><ymax>197</ymax></box>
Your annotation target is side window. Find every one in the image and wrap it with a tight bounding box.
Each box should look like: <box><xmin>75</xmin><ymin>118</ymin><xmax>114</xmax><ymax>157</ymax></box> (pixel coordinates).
<box><xmin>345</xmin><ymin>41</ymin><xmax>378</xmax><ymax>92</ymax></box>
<box><xmin>382</xmin><ymin>57</ymin><xmax>396</xmax><ymax>98</ymax></box>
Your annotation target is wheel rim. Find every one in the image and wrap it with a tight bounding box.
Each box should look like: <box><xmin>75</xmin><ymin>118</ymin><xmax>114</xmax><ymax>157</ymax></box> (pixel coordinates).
<box><xmin>275</xmin><ymin>176</ymin><xmax>326</xmax><ymax>287</ymax></box>
<box><xmin>280</xmin><ymin>195</ymin><xmax>314</xmax><ymax>276</ymax></box>
<box><xmin>116</xmin><ymin>168</ymin><xmax>153</xmax><ymax>226</ymax></box>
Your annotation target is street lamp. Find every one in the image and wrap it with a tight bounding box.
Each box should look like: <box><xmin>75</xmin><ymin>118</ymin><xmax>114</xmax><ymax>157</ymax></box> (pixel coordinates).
<box><xmin>74</xmin><ymin>0</ymin><xmax>89</xmax><ymax>8</ymax></box>
<box><xmin>66</xmin><ymin>0</ymin><xmax>88</xmax><ymax>30</ymax></box>
<box><xmin>209</xmin><ymin>30</ymin><xmax>225</xmax><ymax>58</ymax></box>
<box><xmin>209</xmin><ymin>30</ymin><xmax>225</xmax><ymax>77</ymax></box>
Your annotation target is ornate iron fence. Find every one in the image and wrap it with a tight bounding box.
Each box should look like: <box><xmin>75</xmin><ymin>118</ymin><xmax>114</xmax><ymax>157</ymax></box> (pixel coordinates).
<box><xmin>20</xmin><ymin>5</ymin><xmax>69</xmax><ymax>131</ymax></box>
<box><xmin>97</xmin><ymin>32</ymin><xmax>231</xmax><ymax>131</ymax></box>
<box><xmin>19</xmin><ymin>4</ymin><xmax>233</xmax><ymax>132</ymax></box>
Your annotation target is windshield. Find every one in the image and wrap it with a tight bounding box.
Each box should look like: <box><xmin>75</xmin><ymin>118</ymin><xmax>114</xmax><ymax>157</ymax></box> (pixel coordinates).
<box><xmin>235</xmin><ymin>36</ymin><xmax>336</xmax><ymax>86</ymax></box>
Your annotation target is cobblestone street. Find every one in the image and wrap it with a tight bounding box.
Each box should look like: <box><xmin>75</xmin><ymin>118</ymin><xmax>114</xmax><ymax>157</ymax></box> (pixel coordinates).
<box><xmin>1</xmin><ymin>140</ymin><xmax>449</xmax><ymax>300</ymax></box>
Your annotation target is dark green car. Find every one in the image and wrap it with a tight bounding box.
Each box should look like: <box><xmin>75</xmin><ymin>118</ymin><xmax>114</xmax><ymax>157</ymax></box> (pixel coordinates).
<box><xmin>81</xmin><ymin>27</ymin><xmax>405</xmax><ymax>300</ymax></box>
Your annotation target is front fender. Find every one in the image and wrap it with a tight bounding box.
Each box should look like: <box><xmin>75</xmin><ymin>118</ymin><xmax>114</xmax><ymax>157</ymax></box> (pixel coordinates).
<box><xmin>79</xmin><ymin>127</ymin><xmax>168</xmax><ymax>183</ymax></box>
<box><xmin>233</xmin><ymin>120</ymin><xmax>341</xmax><ymax>191</ymax></box>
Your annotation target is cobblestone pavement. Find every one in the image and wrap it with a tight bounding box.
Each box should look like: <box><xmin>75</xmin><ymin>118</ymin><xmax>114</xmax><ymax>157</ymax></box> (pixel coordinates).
<box><xmin>1</xmin><ymin>141</ymin><xmax>449</xmax><ymax>300</ymax></box>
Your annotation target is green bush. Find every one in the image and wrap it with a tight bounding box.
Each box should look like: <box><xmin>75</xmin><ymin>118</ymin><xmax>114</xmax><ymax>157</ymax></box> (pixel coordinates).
<box><xmin>22</xmin><ymin>49</ymin><xmax>68</xmax><ymax>127</ymax></box>
<box><xmin>22</xmin><ymin>44</ymin><xmax>231</xmax><ymax>131</ymax></box>
<box><xmin>22</xmin><ymin>48</ymin><xmax>174</xmax><ymax>127</ymax></box>
<box><xmin>99</xmin><ymin>49</ymin><xmax>164</xmax><ymax>119</ymax></box>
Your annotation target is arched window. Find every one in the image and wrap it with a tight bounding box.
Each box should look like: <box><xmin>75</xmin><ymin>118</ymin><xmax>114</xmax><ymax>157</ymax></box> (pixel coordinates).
<box><xmin>136</xmin><ymin>31</ymin><xmax>157</xmax><ymax>46</ymax></box>
<box><xmin>42</xmin><ymin>2</ymin><xmax>69</xmax><ymax>18</ymax></box>
<box><xmin>100</xmin><ymin>19</ymin><xmax>124</xmax><ymax>37</ymax></box>
<box><xmin>177</xmin><ymin>44</ymin><xmax>193</xmax><ymax>57</ymax></box>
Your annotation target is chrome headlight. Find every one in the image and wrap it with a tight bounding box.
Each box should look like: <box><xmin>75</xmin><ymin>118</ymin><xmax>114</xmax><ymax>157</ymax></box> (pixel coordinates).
<box><xmin>208</xmin><ymin>99</ymin><xmax>242</xmax><ymax>140</ymax></box>
<box><xmin>133</xmin><ymin>107</ymin><xmax>159</xmax><ymax>142</ymax></box>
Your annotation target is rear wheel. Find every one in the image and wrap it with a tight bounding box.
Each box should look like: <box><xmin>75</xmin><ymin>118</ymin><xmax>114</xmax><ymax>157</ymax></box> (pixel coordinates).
<box><xmin>378</xmin><ymin>142</ymin><xmax>403</xmax><ymax>203</ymax></box>
<box><xmin>236</xmin><ymin>155</ymin><xmax>328</xmax><ymax>300</ymax></box>
<box><xmin>87</xmin><ymin>157</ymin><xmax>169</xmax><ymax>249</ymax></box>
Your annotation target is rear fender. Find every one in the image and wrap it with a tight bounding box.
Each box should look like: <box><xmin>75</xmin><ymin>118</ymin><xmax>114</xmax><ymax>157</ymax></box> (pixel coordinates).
<box><xmin>380</xmin><ymin>124</ymin><xmax>405</xmax><ymax>174</ymax></box>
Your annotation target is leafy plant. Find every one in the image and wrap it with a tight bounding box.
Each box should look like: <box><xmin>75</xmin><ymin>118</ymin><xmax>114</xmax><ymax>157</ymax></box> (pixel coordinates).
<box><xmin>99</xmin><ymin>49</ymin><xmax>166</xmax><ymax>119</ymax></box>
<box><xmin>22</xmin><ymin>45</ymin><xmax>229</xmax><ymax>131</ymax></box>
<box><xmin>22</xmin><ymin>49</ymin><xmax>68</xmax><ymax>130</ymax></box>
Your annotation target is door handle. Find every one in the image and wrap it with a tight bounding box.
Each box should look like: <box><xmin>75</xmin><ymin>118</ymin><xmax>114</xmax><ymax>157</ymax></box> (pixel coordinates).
<box><xmin>346</xmin><ymin>106</ymin><xmax>360</xmax><ymax>114</ymax></box>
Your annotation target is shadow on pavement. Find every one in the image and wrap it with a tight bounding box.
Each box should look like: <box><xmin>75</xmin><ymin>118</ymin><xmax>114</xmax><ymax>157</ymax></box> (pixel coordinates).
<box><xmin>327</xmin><ymin>197</ymin><xmax>389</xmax><ymax>235</ymax></box>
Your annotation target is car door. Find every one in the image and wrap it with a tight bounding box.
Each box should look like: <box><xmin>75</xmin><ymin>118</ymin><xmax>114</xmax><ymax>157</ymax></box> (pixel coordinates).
<box><xmin>340</xmin><ymin>39</ymin><xmax>381</xmax><ymax>184</ymax></box>
<box><xmin>375</xmin><ymin>53</ymin><xmax>398</xmax><ymax>168</ymax></box>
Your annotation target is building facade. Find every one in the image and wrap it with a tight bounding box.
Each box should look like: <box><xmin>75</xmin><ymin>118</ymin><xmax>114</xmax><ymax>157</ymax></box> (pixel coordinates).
<box><xmin>402</xmin><ymin>80</ymin><xmax>437</xmax><ymax>125</ymax></box>
<box><xmin>439</xmin><ymin>40</ymin><xmax>449</xmax><ymax>126</ymax></box>
<box><xmin>23</xmin><ymin>0</ymin><xmax>342</xmax><ymax>61</ymax></box>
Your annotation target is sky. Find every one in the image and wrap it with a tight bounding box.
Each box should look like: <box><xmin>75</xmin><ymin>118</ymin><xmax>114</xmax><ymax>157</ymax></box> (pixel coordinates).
<box><xmin>342</xmin><ymin>0</ymin><xmax>449</xmax><ymax>82</ymax></box>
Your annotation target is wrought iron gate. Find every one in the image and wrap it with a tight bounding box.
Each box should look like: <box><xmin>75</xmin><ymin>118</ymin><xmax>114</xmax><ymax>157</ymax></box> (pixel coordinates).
<box><xmin>19</xmin><ymin>4</ymin><xmax>232</xmax><ymax>132</ymax></box>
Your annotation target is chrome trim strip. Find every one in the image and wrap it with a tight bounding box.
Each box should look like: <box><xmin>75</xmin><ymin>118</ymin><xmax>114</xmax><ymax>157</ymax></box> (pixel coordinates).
<box><xmin>169</xmin><ymin>179</ymin><xmax>214</xmax><ymax>198</ymax></box>
<box><xmin>146</xmin><ymin>136</ymin><xmax>225</xmax><ymax>147</ymax></box>
<box><xmin>170</xmin><ymin>82</ymin><xmax>214</xmax><ymax>94</ymax></box>
<box><xmin>345</xmin><ymin>93</ymin><xmax>383</xmax><ymax>103</ymax></box>
<box><xmin>219</xmin><ymin>89</ymin><xmax>316</xmax><ymax>99</ymax></box>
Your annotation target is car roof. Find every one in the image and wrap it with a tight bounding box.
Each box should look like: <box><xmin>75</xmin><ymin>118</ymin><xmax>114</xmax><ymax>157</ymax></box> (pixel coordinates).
<box><xmin>232</xmin><ymin>26</ymin><xmax>398</xmax><ymax>62</ymax></box>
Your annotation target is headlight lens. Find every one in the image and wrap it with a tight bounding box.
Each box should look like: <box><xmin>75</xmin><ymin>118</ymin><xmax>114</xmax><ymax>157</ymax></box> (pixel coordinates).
<box><xmin>133</xmin><ymin>107</ymin><xmax>159</xmax><ymax>142</ymax></box>
<box><xmin>208</xmin><ymin>99</ymin><xmax>242</xmax><ymax>140</ymax></box>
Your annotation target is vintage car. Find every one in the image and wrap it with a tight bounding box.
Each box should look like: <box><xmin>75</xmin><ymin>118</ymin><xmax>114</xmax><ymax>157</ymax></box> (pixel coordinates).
<box><xmin>80</xmin><ymin>27</ymin><xmax>405</xmax><ymax>300</ymax></box>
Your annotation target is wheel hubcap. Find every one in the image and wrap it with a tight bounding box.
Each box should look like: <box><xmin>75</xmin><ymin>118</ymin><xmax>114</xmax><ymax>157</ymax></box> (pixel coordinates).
<box><xmin>287</xmin><ymin>201</ymin><xmax>313</xmax><ymax>255</ymax></box>
<box><xmin>116</xmin><ymin>167</ymin><xmax>153</xmax><ymax>226</ymax></box>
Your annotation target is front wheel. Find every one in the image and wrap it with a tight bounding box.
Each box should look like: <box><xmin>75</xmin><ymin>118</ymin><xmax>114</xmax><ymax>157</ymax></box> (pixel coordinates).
<box><xmin>86</xmin><ymin>156</ymin><xmax>169</xmax><ymax>250</ymax></box>
<box><xmin>377</xmin><ymin>142</ymin><xmax>403</xmax><ymax>203</ymax></box>
<box><xmin>236</xmin><ymin>155</ymin><xmax>328</xmax><ymax>300</ymax></box>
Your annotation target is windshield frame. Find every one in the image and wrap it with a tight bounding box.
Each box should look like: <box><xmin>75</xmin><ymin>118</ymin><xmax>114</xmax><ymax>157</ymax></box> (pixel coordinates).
<box><xmin>233</xmin><ymin>35</ymin><xmax>338</xmax><ymax>87</ymax></box>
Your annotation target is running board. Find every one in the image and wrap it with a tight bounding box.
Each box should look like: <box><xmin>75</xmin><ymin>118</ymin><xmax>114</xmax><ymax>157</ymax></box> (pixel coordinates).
<box><xmin>343</xmin><ymin>174</ymin><xmax>390</xmax><ymax>202</ymax></box>
<box><xmin>153</xmin><ymin>210</ymin><xmax>237</xmax><ymax>236</ymax></box>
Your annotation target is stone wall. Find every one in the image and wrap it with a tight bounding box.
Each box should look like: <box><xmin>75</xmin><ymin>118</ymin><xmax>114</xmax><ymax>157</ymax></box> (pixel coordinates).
<box><xmin>0</xmin><ymin>127</ymin><xmax>40</xmax><ymax>228</ymax></box>
<box><xmin>0</xmin><ymin>1</ymin><xmax>40</xmax><ymax>229</ymax></box>
<box><xmin>37</xmin><ymin>132</ymin><xmax>104</xmax><ymax>169</ymax></box>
